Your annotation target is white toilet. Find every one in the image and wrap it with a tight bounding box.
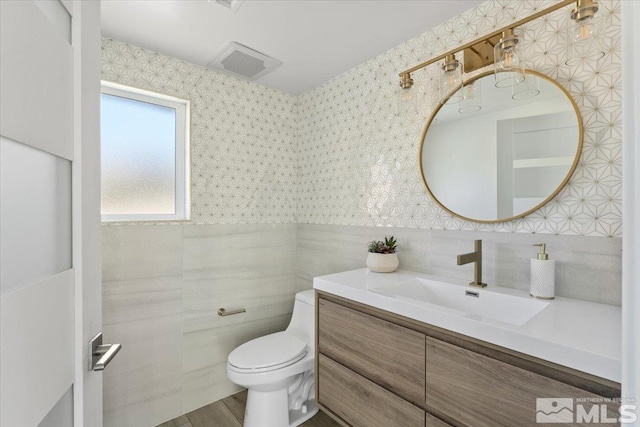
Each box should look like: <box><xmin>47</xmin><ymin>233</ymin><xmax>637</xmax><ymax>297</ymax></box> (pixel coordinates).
<box><xmin>227</xmin><ymin>289</ymin><xmax>318</xmax><ymax>427</ymax></box>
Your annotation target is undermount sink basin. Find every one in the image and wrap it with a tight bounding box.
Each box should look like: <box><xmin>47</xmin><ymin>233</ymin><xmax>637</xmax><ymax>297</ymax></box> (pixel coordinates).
<box><xmin>370</xmin><ymin>277</ymin><xmax>549</xmax><ymax>326</ymax></box>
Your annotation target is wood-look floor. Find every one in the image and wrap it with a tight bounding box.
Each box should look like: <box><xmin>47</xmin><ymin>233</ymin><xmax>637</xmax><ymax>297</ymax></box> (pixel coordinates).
<box><xmin>157</xmin><ymin>390</ymin><xmax>339</xmax><ymax>427</ymax></box>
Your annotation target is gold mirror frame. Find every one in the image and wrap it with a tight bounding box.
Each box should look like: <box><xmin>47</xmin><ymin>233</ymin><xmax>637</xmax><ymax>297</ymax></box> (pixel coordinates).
<box><xmin>418</xmin><ymin>69</ymin><xmax>584</xmax><ymax>224</ymax></box>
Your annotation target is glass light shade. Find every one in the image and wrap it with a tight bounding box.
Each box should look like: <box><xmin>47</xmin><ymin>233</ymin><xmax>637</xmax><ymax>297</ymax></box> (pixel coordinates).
<box><xmin>494</xmin><ymin>30</ymin><xmax>525</xmax><ymax>88</ymax></box>
<box><xmin>396</xmin><ymin>74</ymin><xmax>418</xmax><ymax>116</ymax></box>
<box><xmin>396</xmin><ymin>87</ymin><xmax>417</xmax><ymax>116</ymax></box>
<box><xmin>565</xmin><ymin>3</ymin><xmax>605</xmax><ymax>66</ymax></box>
<box><xmin>401</xmin><ymin>88</ymin><xmax>411</xmax><ymax>102</ymax></box>
<box><xmin>458</xmin><ymin>82</ymin><xmax>482</xmax><ymax>114</ymax></box>
<box><xmin>439</xmin><ymin>56</ymin><xmax>463</xmax><ymax>105</ymax></box>
<box><xmin>512</xmin><ymin>74</ymin><xmax>540</xmax><ymax>100</ymax></box>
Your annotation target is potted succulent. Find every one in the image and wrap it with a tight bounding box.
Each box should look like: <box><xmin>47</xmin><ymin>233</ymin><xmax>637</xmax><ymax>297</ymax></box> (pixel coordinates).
<box><xmin>366</xmin><ymin>236</ymin><xmax>399</xmax><ymax>273</ymax></box>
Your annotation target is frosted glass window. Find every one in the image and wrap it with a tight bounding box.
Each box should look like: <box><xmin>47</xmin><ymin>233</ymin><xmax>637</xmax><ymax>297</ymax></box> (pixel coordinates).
<box><xmin>100</xmin><ymin>83</ymin><xmax>190</xmax><ymax>221</ymax></box>
<box><xmin>101</xmin><ymin>94</ymin><xmax>176</xmax><ymax>214</ymax></box>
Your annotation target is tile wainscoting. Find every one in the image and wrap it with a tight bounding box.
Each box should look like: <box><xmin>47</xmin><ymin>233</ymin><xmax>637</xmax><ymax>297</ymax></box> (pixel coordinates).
<box><xmin>102</xmin><ymin>223</ymin><xmax>297</xmax><ymax>427</ymax></box>
<box><xmin>296</xmin><ymin>224</ymin><xmax>621</xmax><ymax>306</ymax></box>
<box><xmin>103</xmin><ymin>221</ymin><xmax>621</xmax><ymax>426</ymax></box>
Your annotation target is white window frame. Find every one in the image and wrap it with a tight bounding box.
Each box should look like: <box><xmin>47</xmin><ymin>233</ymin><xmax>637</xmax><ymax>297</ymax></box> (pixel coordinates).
<box><xmin>100</xmin><ymin>81</ymin><xmax>191</xmax><ymax>222</ymax></box>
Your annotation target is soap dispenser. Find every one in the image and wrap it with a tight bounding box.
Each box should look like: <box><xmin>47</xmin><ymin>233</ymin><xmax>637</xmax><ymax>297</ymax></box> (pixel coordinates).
<box><xmin>530</xmin><ymin>243</ymin><xmax>555</xmax><ymax>299</ymax></box>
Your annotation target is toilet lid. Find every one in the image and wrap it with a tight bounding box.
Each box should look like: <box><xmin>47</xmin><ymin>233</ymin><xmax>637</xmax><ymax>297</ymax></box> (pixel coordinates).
<box><xmin>228</xmin><ymin>332</ymin><xmax>307</xmax><ymax>372</ymax></box>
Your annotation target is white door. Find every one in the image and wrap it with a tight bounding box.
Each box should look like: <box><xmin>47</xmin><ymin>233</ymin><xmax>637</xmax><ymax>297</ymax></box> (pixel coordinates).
<box><xmin>0</xmin><ymin>1</ymin><xmax>104</xmax><ymax>426</ymax></box>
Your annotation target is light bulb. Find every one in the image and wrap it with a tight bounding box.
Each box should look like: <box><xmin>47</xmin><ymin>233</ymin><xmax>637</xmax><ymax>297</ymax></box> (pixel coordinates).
<box><xmin>578</xmin><ymin>22</ymin><xmax>589</xmax><ymax>40</ymax></box>
<box><xmin>446</xmin><ymin>72</ymin><xmax>456</xmax><ymax>87</ymax></box>
<box><xmin>502</xmin><ymin>51</ymin><xmax>513</xmax><ymax>68</ymax></box>
<box><xmin>463</xmin><ymin>84</ymin><xmax>476</xmax><ymax>100</ymax></box>
<box><xmin>402</xmin><ymin>89</ymin><xmax>411</xmax><ymax>102</ymax></box>
<box><xmin>459</xmin><ymin>81</ymin><xmax>481</xmax><ymax>114</ymax></box>
<box><xmin>576</xmin><ymin>19</ymin><xmax>596</xmax><ymax>41</ymax></box>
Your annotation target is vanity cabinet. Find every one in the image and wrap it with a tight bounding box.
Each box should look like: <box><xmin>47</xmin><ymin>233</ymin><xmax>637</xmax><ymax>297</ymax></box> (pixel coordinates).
<box><xmin>315</xmin><ymin>291</ymin><xmax>621</xmax><ymax>427</ymax></box>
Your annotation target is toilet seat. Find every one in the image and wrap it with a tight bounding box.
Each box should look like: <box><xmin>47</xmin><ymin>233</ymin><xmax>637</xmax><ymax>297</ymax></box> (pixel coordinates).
<box><xmin>228</xmin><ymin>331</ymin><xmax>307</xmax><ymax>373</ymax></box>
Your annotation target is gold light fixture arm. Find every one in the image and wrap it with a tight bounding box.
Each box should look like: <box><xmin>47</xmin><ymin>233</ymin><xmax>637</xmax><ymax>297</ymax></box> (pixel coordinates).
<box><xmin>467</xmin><ymin>46</ymin><xmax>483</xmax><ymax>59</ymax></box>
<box><xmin>399</xmin><ymin>0</ymin><xmax>577</xmax><ymax>79</ymax></box>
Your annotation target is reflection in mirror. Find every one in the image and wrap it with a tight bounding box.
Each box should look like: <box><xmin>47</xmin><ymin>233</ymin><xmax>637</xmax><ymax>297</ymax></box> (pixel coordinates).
<box><xmin>420</xmin><ymin>70</ymin><xmax>582</xmax><ymax>223</ymax></box>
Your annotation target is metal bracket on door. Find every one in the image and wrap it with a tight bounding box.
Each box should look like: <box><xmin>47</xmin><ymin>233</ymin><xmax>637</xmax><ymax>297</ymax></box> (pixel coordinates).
<box><xmin>89</xmin><ymin>332</ymin><xmax>122</xmax><ymax>371</ymax></box>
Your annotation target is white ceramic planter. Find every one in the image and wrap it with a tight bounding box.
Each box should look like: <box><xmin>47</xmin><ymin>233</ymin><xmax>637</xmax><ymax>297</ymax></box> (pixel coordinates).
<box><xmin>366</xmin><ymin>252</ymin><xmax>399</xmax><ymax>273</ymax></box>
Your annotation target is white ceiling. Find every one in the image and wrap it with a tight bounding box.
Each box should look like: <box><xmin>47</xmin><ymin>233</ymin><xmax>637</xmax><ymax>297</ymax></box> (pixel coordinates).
<box><xmin>101</xmin><ymin>0</ymin><xmax>483</xmax><ymax>95</ymax></box>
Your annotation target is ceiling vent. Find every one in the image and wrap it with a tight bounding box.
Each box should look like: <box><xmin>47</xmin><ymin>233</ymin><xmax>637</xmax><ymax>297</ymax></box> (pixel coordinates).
<box><xmin>207</xmin><ymin>42</ymin><xmax>282</xmax><ymax>81</ymax></box>
<box><xmin>212</xmin><ymin>0</ymin><xmax>245</xmax><ymax>13</ymax></box>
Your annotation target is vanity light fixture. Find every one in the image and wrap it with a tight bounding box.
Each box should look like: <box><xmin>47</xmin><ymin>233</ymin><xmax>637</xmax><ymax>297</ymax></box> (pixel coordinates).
<box><xmin>399</xmin><ymin>73</ymin><xmax>414</xmax><ymax>101</ymax></box>
<box><xmin>494</xmin><ymin>29</ymin><xmax>525</xmax><ymax>88</ymax></box>
<box><xmin>396</xmin><ymin>72</ymin><xmax>416</xmax><ymax>115</ymax></box>
<box><xmin>458</xmin><ymin>82</ymin><xmax>482</xmax><ymax>114</ymax></box>
<box><xmin>566</xmin><ymin>0</ymin><xmax>605</xmax><ymax>66</ymax></box>
<box><xmin>439</xmin><ymin>54</ymin><xmax>463</xmax><ymax>104</ymax></box>
<box><xmin>398</xmin><ymin>0</ymin><xmax>604</xmax><ymax>100</ymax></box>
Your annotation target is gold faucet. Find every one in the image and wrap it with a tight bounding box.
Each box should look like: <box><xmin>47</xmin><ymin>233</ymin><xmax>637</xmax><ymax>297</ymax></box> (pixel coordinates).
<box><xmin>457</xmin><ymin>240</ymin><xmax>487</xmax><ymax>288</ymax></box>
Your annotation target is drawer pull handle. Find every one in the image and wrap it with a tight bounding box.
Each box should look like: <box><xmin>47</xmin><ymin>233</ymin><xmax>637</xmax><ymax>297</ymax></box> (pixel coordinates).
<box><xmin>218</xmin><ymin>307</ymin><xmax>246</xmax><ymax>316</ymax></box>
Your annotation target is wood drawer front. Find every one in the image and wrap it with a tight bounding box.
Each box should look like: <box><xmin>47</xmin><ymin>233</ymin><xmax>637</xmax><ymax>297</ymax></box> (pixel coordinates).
<box><xmin>318</xmin><ymin>299</ymin><xmax>425</xmax><ymax>406</ymax></box>
<box><xmin>318</xmin><ymin>354</ymin><xmax>425</xmax><ymax>427</ymax></box>
<box><xmin>318</xmin><ymin>298</ymin><xmax>426</xmax><ymax>405</ymax></box>
<box><xmin>425</xmin><ymin>337</ymin><xmax>619</xmax><ymax>427</ymax></box>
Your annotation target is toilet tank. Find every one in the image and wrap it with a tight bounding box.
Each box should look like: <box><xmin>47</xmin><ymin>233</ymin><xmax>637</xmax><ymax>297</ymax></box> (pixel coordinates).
<box><xmin>286</xmin><ymin>289</ymin><xmax>315</xmax><ymax>351</ymax></box>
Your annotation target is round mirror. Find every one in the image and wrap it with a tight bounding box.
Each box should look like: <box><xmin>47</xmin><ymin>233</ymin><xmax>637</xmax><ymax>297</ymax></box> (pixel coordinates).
<box><xmin>419</xmin><ymin>69</ymin><xmax>583</xmax><ymax>223</ymax></box>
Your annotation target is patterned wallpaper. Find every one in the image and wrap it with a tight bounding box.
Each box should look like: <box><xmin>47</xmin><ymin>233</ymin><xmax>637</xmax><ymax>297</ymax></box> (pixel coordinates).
<box><xmin>101</xmin><ymin>0</ymin><xmax>622</xmax><ymax>237</ymax></box>
<box><xmin>101</xmin><ymin>38</ymin><xmax>297</xmax><ymax>224</ymax></box>
<box><xmin>297</xmin><ymin>0</ymin><xmax>622</xmax><ymax>237</ymax></box>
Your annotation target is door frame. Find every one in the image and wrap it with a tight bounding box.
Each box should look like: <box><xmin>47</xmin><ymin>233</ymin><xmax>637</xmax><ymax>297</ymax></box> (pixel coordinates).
<box><xmin>69</xmin><ymin>0</ymin><xmax>102</xmax><ymax>425</ymax></box>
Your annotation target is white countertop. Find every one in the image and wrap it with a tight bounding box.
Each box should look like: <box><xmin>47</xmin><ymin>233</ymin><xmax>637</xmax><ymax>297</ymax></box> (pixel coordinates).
<box><xmin>313</xmin><ymin>268</ymin><xmax>621</xmax><ymax>382</ymax></box>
